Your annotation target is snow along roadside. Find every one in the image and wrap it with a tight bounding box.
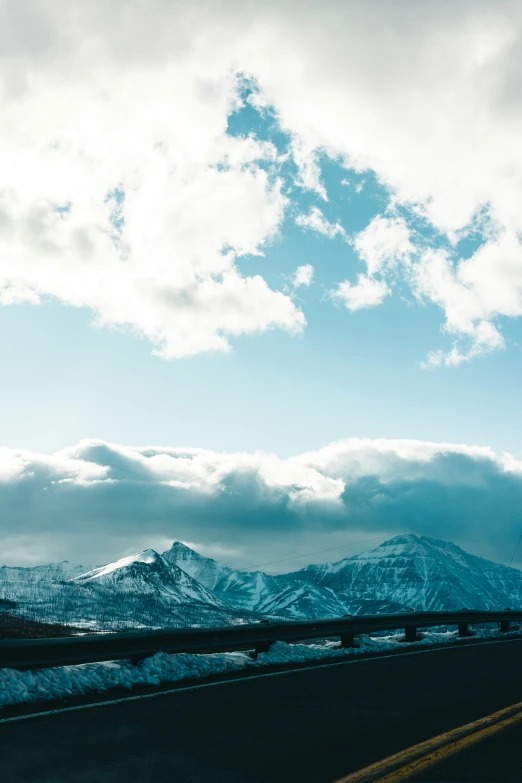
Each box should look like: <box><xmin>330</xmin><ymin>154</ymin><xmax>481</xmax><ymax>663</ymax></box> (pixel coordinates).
<box><xmin>1</xmin><ymin>627</ymin><xmax>518</xmax><ymax>709</ymax></box>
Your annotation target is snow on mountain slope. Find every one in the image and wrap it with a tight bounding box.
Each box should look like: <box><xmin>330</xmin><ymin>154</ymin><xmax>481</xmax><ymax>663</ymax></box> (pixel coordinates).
<box><xmin>164</xmin><ymin>542</ymin><xmax>233</xmax><ymax>591</ymax></box>
<box><xmin>4</xmin><ymin>534</ymin><xmax>522</xmax><ymax>631</ymax></box>
<box><xmin>163</xmin><ymin>542</ymin><xmax>290</xmax><ymax>612</ymax></box>
<box><xmin>0</xmin><ymin>550</ymin><xmax>260</xmax><ymax>631</ymax></box>
<box><xmin>0</xmin><ymin>561</ymin><xmax>93</xmax><ymax>583</ymax></box>
<box><xmin>290</xmin><ymin>534</ymin><xmax>522</xmax><ymax>611</ymax></box>
<box><xmin>71</xmin><ymin>549</ymin><xmax>226</xmax><ymax>608</ymax></box>
<box><xmin>255</xmin><ymin>583</ymin><xmax>348</xmax><ymax>619</ymax></box>
<box><xmin>163</xmin><ymin>542</ymin><xmax>348</xmax><ymax>618</ymax></box>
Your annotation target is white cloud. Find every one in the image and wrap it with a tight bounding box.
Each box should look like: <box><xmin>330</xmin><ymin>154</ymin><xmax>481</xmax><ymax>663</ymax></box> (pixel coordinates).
<box><xmin>412</xmin><ymin>241</ymin><xmax>520</xmax><ymax>365</ymax></box>
<box><xmin>238</xmin><ymin>0</ymin><xmax>522</xmax><ymax>363</ymax></box>
<box><xmin>295</xmin><ymin>206</ymin><xmax>346</xmax><ymax>239</ymax></box>
<box><xmin>4</xmin><ymin>1</ymin><xmax>522</xmax><ymax>363</ymax></box>
<box><xmin>353</xmin><ymin>215</ymin><xmax>415</xmax><ymax>275</ymax></box>
<box><xmin>245</xmin><ymin>0</ymin><xmax>522</xmax><ymax>233</ymax></box>
<box><xmin>290</xmin><ymin>139</ymin><xmax>328</xmax><ymax>200</ymax></box>
<box><xmin>331</xmin><ymin>214</ymin><xmax>411</xmax><ymax>313</ymax></box>
<box><xmin>422</xmin><ymin>322</ymin><xmax>505</xmax><ymax>368</ymax></box>
<box><xmin>292</xmin><ymin>264</ymin><xmax>314</xmax><ymax>288</ymax></box>
<box><xmin>332</xmin><ymin>275</ymin><xmax>390</xmax><ymax>311</ymax></box>
<box><xmin>337</xmin><ymin>214</ymin><xmax>521</xmax><ymax>363</ymax></box>
<box><xmin>1</xmin><ymin>436</ymin><xmax>522</xmax><ymax>566</ymax></box>
<box><xmin>0</xmin><ymin>4</ymin><xmax>305</xmax><ymax>359</ymax></box>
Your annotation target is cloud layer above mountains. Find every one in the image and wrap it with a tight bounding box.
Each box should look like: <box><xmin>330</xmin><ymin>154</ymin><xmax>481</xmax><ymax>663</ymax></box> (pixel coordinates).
<box><xmin>3</xmin><ymin>1</ymin><xmax>522</xmax><ymax>363</ymax></box>
<box><xmin>2</xmin><ymin>438</ymin><xmax>522</xmax><ymax>569</ymax></box>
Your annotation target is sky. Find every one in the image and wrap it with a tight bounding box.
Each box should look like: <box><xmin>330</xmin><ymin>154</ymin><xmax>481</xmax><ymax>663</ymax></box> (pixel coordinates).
<box><xmin>2</xmin><ymin>0</ymin><xmax>522</xmax><ymax>570</ymax></box>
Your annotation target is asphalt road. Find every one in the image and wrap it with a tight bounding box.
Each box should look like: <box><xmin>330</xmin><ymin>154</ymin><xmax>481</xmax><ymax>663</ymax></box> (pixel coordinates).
<box><xmin>1</xmin><ymin>638</ymin><xmax>522</xmax><ymax>782</ymax></box>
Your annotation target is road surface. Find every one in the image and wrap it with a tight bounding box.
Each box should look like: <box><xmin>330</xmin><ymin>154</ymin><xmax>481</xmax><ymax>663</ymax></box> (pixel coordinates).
<box><xmin>1</xmin><ymin>638</ymin><xmax>521</xmax><ymax>782</ymax></box>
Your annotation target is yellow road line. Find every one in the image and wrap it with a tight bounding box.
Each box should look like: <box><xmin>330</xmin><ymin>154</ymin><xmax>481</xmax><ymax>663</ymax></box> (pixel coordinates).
<box><xmin>376</xmin><ymin>710</ymin><xmax>522</xmax><ymax>782</ymax></box>
<box><xmin>334</xmin><ymin>699</ymin><xmax>522</xmax><ymax>783</ymax></box>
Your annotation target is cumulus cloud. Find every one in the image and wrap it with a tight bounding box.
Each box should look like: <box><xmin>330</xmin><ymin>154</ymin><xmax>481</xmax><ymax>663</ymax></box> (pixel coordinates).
<box><xmin>292</xmin><ymin>264</ymin><xmax>314</xmax><ymax>288</ymax></box>
<box><xmin>1</xmin><ymin>437</ymin><xmax>522</xmax><ymax>570</ymax></box>
<box><xmin>353</xmin><ymin>216</ymin><xmax>415</xmax><ymax>276</ymax></box>
<box><xmin>413</xmin><ymin>243</ymin><xmax>514</xmax><ymax>365</ymax></box>
<box><xmin>241</xmin><ymin>0</ymin><xmax>522</xmax><ymax>363</ymax></box>
<box><xmin>3</xmin><ymin>1</ymin><xmax>522</xmax><ymax>363</ymax></box>
<box><xmin>295</xmin><ymin>207</ymin><xmax>346</xmax><ymax>240</ymax></box>
<box><xmin>0</xmin><ymin>1</ymin><xmax>307</xmax><ymax>359</ymax></box>
<box><xmin>290</xmin><ymin>140</ymin><xmax>328</xmax><ymax>200</ymax></box>
<box><xmin>332</xmin><ymin>275</ymin><xmax>390</xmax><ymax>311</ymax></box>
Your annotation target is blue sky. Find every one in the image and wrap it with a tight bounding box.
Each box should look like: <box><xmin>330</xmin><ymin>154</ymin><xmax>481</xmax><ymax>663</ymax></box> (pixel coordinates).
<box><xmin>3</xmin><ymin>93</ymin><xmax>522</xmax><ymax>460</ymax></box>
<box><xmin>3</xmin><ymin>1</ymin><xmax>522</xmax><ymax>569</ymax></box>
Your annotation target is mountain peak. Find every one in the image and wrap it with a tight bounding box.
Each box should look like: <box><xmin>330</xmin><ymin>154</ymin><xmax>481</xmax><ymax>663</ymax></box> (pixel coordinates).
<box><xmin>292</xmin><ymin>532</ymin><xmax>522</xmax><ymax>612</ymax></box>
<box><xmin>355</xmin><ymin>534</ymin><xmax>457</xmax><ymax>563</ymax></box>
<box><xmin>164</xmin><ymin>541</ymin><xmax>222</xmax><ymax>567</ymax></box>
<box><xmin>375</xmin><ymin>535</ymin><xmax>471</xmax><ymax>559</ymax></box>
<box><xmin>167</xmin><ymin>541</ymin><xmax>199</xmax><ymax>555</ymax></box>
<box><xmin>135</xmin><ymin>549</ymin><xmax>162</xmax><ymax>562</ymax></box>
<box><xmin>163</xmin><ymin>541</ymin><xmax>231</xmax><ymax>591</ymax></box>
<box><xmin>383</xmin><ymin>534</ymin><xmax>421</xmax><ymax>545</ymax></box>
<box><xmin>72</xmin><ymin>549</ymin><xmax>163</xmax><ymax>582</ymax></box>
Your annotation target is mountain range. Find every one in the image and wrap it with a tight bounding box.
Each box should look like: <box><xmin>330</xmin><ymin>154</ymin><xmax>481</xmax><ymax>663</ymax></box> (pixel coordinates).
<box><xmin>1</xmin><ymin>534</ymin><xmax>522</xmax><ymax>631</ymax></box>
<box><xmin>290</xmin><ymin>534</ymin><xmax>522</xmax><ymax>612</ymax></box>
<box><xmin>0</xmin><ymin>549</ymin><xmax>259</xmax><ymax>630</ymax></box>
<box><xmin>162</xmin><ymin>541</ymin><xmax>349</xmax><ymax>618</ymax></box>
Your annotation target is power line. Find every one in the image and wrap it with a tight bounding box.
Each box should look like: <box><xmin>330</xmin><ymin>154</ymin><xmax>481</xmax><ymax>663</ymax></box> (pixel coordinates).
<box><xmin>507</xmin><ymin>532</ymin><xmax>522</xmax><ymax>568</ymax></box>
<box><xmin>238</xmin><ymin>533</ymin><xmax>391</xmax><ymax>572</ymax></box>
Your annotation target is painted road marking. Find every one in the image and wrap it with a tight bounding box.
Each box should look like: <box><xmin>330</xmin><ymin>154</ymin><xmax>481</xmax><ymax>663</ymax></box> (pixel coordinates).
<box><xmin>334</xmin><ymin>698</ymin><xmax>522</xmax><ymax>782</ymax></box>
<box><xmin>0</xmin><ymin>637</ymin><xmax>521</xmax><ymax>726</ymax></box>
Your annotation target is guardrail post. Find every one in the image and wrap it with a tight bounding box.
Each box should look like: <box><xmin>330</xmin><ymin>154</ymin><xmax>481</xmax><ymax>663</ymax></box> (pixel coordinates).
<box><xmin>458</xmin><ymin>623</ymin><xmax>471</xmax><ymax>637</ymax></box>
<box><xmin>340</xmin><ymin>633</ymin><xmax>357</xmax><ymax>648</ymax></box>
<box><xmin>404</xmin><ymin>625</ymin><xmax>417</xmax><ymax>643</ymax></box>
<box><xmin>499</xmin><ymin>620</ymin><xmax>511</xmax><ymax>633</ymax></box>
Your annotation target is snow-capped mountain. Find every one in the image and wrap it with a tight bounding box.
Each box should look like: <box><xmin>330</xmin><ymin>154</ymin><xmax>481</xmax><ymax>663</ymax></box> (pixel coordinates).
<box><xmin>165</xmin><ymin>535</ymin><xmax>522</xmax><ymax>615</ymax></box>
<box><xmin>163</xmin><ymin>541</ymin><xmax>348</xmax><ymax>618</ymax></box>
<box><xmin>71</xmin><ymin>549</ymin><xmax>226</xmax><ymax>608</ymax></box>
<box><xmin>163</xmin><ymin>541</ymin><xmax>287</xmax><ymax>611</ymax></box>
<box><xmin>290</xmin><ymin>534</ymin><xmax>522</xmax><ymax>611</ymax></box>
<box><xmin>254</xmin><ymin>583</ymin><xmax>348</xmax><ymax>619</ymax></box>
<box><xmin>164</xmin><ymin>542</ymin><xmax>233</xmax><ymax>591</ymax></box>
<box><xmin>3</xmin><ymin>534</ymin><xmax>522</xmax><ymax>633</ymax></box>
<box><xmin>0</xmin><ymin>549</ymin><xmax>260</xmax><ymax>631</ymax></box>
<box><xmin>0</xmin><ymin>561</ymin><xmax>93</xmax><ymax>583</ymax></box>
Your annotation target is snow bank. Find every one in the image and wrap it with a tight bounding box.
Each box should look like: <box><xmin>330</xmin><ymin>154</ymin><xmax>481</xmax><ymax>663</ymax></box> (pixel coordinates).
<box><xmin>1</xmin><ymin>627</ymin><xmax>518</xmax><ymax>709</ymax></box>
<box><xmin>0</xmin><ymin>651</ymin><xmax>249</xmax><ymax>709</ymax></box>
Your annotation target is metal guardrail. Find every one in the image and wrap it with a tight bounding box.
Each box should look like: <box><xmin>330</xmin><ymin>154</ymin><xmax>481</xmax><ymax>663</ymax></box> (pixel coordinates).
<box><xmin>1</xmin><ymin>610</ymin><xmax>521</xmax><ymax>671</ymax></box>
